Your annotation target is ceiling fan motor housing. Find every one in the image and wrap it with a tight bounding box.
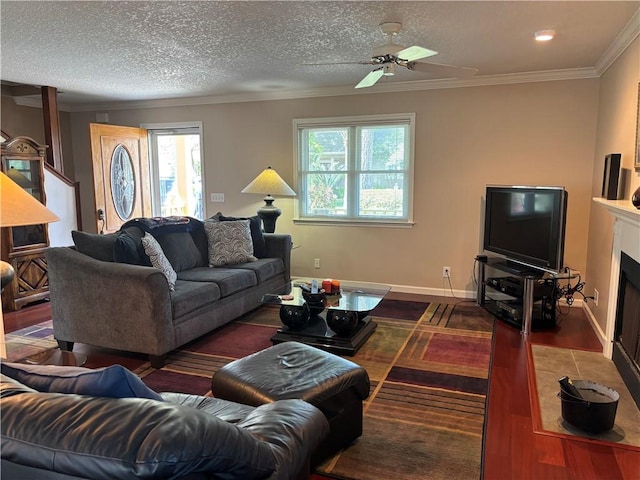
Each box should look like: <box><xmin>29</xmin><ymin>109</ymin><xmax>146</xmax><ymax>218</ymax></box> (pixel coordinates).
<box><xmin>372</xmin><ymin>43</ymin><xmax>404</xmax><ymax>59</ymax></box>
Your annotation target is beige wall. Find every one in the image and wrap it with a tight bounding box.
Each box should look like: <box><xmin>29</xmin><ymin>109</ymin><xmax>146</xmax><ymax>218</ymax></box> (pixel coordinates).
<box><xmin>68</xmin><ymin>78</ymin><xmax>599</xmax><ymax>293</ymax></box>
<box><xmin>585</xmin><ymin>36</ymin><xmax>640</xmax><ymax>336</ymax></box>
<box><xmin>0</xmin><ymin>95</ymin><xmax>75</xmax><ymax>177</ymax></box>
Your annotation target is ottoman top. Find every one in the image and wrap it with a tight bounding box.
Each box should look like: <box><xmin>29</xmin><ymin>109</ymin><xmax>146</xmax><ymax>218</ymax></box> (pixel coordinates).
<box><xmin>213</xmin><ymin>342</ymin><xmax>370</xmax><ymax>406</ymax></box>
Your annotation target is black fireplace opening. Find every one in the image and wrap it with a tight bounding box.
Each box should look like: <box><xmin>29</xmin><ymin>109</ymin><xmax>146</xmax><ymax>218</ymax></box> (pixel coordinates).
<box><xmin>612</xmin><ymin>251</ymin><xmax>640</xmax><ymax>410</ymax></box>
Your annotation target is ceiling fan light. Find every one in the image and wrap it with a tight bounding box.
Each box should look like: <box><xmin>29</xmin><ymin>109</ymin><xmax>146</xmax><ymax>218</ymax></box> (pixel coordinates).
<box><xmin>534</xmin><ymin>29</ymin><xmax>555</xmax><ymax>42</ymax></box>
<box><xmin>383</xmin><ymin>63</ymin><xmax>395</xmax><ymax>76</ymax></box>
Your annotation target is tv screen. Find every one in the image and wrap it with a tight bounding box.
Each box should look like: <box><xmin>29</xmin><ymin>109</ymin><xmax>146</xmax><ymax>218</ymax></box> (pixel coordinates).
<box><xmin>483</xmin><ymin>185</ymin><xmax>568</xmax><ymax>274</ymax></box>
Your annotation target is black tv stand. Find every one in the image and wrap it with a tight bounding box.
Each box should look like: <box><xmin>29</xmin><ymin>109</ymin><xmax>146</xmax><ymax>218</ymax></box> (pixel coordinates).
<box><xmin>476</xmin><ymin>256</ymin><xmax>557</xmax><ymax>334</ymax></box>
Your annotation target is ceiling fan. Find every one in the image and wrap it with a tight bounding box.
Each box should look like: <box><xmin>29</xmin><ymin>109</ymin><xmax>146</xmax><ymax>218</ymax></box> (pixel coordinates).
<box><xmin>329</xmin><ymin>22</ymin><xmax>479</xmax><ymax>88</ymax></box>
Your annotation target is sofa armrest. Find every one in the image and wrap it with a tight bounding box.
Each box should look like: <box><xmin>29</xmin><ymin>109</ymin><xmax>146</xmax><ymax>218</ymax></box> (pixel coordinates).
<box><xmin>238</xmin><ymin>399</ymin><xmax>330</xmax><ymax>480</ymax></box>
<box><xmin>46</xmin><ymin>247</ymin><xmax>176</xmax><ymax>356</ymax></box>
<box><xmin>263</xmin><ymin>234</ymin><xmax>292</xmax><ymax>283</ymax></box>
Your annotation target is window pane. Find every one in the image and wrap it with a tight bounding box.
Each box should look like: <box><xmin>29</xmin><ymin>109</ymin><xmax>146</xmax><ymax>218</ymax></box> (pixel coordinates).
<box><xmin>156</xmin><ymin>134</ymin><xmax>202</xmax><ymax>218</ymax></box>
<box><xmin>359</xmin><ymin>126</ymin><xmax>406</xmax><ymax>171</ymax></box>
<box><xmin>306</xmin><ymin>173</ymin><xmax>347</xmax><ymax>216</ymax></box>
<box><xmin>307</xmin><ymin>128</ymin><xmax>347</xmax><ymax>171</ymax></box>
<box><xmin>358</xmin><ymin>173</ymin><xmax>404</xmax><ymax>217</ymax></box>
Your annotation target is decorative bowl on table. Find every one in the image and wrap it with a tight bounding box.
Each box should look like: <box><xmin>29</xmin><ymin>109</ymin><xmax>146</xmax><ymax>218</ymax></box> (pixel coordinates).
<box><xmin>301</xmin><ymin>289</ymin><xmax>326</xmax><ymax>303</ymax></box>
<box><xmin>279</xmin><ymin>303</ymin><xmax>311</xmax><ymax>330</ymax></box>
<box><xmin>301</xmin><ymin>289</ymin><xmax>326</xmax><ymax>316</ymax></box>
<box><xmin>326</xmin><ymin>309</ymin><xmax>359</xmax><ymax>336</ymax></box>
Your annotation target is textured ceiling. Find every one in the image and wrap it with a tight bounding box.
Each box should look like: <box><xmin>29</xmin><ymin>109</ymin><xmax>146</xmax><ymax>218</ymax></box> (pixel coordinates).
<box><xmin>1</xmin><ymin>1</ymin><xmax>638</xmax><ymax>108</ymax></box>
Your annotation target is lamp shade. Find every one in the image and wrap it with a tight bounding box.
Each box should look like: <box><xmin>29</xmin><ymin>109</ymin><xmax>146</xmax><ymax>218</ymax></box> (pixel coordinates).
<box><xmin>0</xmin><ymin>171</ymin><xmax>59</xmax><ymax>227</ymax></box>
<box><xmin>241</xmin><ymin>166</ymin><xmax>296</xmax><ymax>196</ymax></box>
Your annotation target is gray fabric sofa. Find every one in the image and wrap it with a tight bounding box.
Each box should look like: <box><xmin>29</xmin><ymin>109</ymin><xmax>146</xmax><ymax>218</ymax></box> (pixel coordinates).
<box><xmin>46</xmin><ymin>216</ymin><xmax>292</xmax><ymax>368</ymax></box>
<box><xmin>0</xmin><ymin>366</ymin><xmax>329</xmax><ymax>480</ymax></box>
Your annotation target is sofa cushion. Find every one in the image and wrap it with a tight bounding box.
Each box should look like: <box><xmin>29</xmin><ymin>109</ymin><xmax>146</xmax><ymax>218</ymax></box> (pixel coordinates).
<box><xmin>171</xmin><ymin>280</ymin><xmax>221</xmax><ymax>319</ymax></box>
<box><xmin>218</xmin><ymin>214</ymin><xmax>267</xmax><ymax>258</ymax></box>
<box><xmin>156</xmin><ymin>231</ymin><xmax>205</xmax><ymax>272</ymax></box>
<box><xmin>0</xmin><ymin>363</ymin><xmax>163</xmax><ymax>401</ymax></box>
<box><xmin>223</xmin><ymin>258</ymin><xmax>285</xmax><ymax>283</ymax></box>
<box><xmin>178</xmin><ymin>267</ymin><xmax>257</xmax><ymax>297</ymax></box>
<box><xmin>142</xmin><ymin>232</ymin><xmax>177</xmax><ymax>291</ymax></box>
<box><xmin>162</xmin><ymin>392</ymin><xmax>256</xmax><ymax>423</ymax></box>
<box><xmin>72</xmin><ymin>230</ymin><xmax>116</xmax><ymax>262</ymax></box>
<box><xmin>205</xmin><ymin>219</ymin><xmax>257</xmax><ymax>267</ymax></box>
<box><xmin>113</xmin><ymin>227</ymin><xmax>152</xmax><ymax>266</ymax></box>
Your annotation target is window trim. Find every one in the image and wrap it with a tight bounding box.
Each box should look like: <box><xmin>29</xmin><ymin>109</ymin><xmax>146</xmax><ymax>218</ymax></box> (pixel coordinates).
<box><xmin>293</xmin><ymin>113</ymin><xmax>415</xmax><ymax>227</ymax></box>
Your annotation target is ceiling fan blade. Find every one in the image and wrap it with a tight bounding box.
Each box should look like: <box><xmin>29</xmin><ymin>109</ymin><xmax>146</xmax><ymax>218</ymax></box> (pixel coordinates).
<box><xmin>355</xmin><ymin>69</ymin><xmax>384</xmax><ymax>89</ymax></box>
<box><xmin>396</xmin><ymin>45</ymin><xmax>437</xmax><ymax>62</ymax></box>
<box><xmin>408</xmin><ymin>61</ymin><xmax>478</xmax><ymax>79</ymax></box>
<box><xmin>303</xmin><ymin>61</ymin><xmax>375</xmax><ymax>66</ymax></box>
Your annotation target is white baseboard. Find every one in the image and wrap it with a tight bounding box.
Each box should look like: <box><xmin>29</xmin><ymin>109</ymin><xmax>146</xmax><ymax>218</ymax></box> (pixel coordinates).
<box><xmin>582</xmin><ymin>302</ymin><xmax>607</xmax><ymax>350</ymax></box>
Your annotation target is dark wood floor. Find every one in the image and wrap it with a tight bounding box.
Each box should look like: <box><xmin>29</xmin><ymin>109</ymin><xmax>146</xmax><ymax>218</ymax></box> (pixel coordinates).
<box><xmin>4</xmin><ymin>295</ymin><xmax>640</xmax><ymax>479</ymax></box>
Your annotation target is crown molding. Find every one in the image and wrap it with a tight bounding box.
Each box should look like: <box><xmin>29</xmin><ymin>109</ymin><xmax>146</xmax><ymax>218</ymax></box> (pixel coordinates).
<box><xmin>595</xmin><ymin>8</ymin><xmax>640</xmax><ymax>74</ymax></box>
<box><xmin>17</xmin><ymin>67</ymin><xmax>597</xmax><ymax>113</ymax></box>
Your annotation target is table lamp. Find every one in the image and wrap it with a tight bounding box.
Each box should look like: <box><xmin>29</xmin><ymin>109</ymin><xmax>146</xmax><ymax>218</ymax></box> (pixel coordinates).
<box><xmin>241</xmin><ymin>166</ymin><xmax>296</xmax><ymax>233</ymax></box>
<box><xmin>0</xmin><ymin>171</ymin><xmax>59</xmax><ymax>358</ymax></box>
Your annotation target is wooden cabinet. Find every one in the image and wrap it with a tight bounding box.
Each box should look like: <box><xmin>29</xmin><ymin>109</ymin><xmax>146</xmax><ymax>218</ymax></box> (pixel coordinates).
<box><xmin>1</xmin><ymin>136</ymin><xmax>50</xmax><ymax>311</ymax></box>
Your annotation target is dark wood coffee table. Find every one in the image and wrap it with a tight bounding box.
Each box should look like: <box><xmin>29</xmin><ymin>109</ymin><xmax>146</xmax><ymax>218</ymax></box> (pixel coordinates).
<box><xmin>261</xmin><ymin>281</ymin><xmax>390</xmax><ymax>355</ymax></box>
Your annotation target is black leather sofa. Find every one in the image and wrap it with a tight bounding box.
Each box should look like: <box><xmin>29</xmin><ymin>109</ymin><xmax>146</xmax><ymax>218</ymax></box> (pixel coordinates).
<box><xmin>0</xmin><ymin>370</ymin><xmax>329</xmax><ymax>480</ymax></box>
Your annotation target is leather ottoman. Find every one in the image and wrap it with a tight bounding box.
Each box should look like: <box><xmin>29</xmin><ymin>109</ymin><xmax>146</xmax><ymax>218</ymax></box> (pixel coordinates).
<box><xmin>211</xmin><ymin>341</ymin><xmax>370</xmax><ymax>465</ymax></box>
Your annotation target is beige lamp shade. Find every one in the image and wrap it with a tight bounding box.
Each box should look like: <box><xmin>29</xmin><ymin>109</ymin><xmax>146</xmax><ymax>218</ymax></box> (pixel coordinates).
<box><xmin>0</xmin><ymin>171</ymin><xmax>59</xmax><ymax>227</ymax></box>
<box><xmin>0</xmin><ymin>171</ymin><xmax>59</xmax><ymax>359</ymax></box>
<box><xmin>241</xmin><ymin>166</ymin><xmax>296</xmax><ymax>196</ymax></box>
<box><xmin>241</xmin><ymin>166</ymin><xmax>296</xmax><ymax>233</ymax></box>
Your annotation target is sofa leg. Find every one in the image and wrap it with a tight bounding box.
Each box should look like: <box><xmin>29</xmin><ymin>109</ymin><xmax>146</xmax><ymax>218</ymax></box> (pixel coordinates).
<box><xmin>57</xmin><ymin>340</ymin><xmax>74</xmax><ymax>351</ymax></box>
<box><xmin>149</xmin><ymin>355</ymin><xmax>166</xmax><ymax>369</ymax></box>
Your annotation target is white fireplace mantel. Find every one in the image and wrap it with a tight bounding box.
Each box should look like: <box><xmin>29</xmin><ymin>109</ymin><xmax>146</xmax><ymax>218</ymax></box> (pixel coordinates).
<box><xmin>593</xmin><ymin>197</ymin><xmax>640</xmax><ymax>358</ymax></box>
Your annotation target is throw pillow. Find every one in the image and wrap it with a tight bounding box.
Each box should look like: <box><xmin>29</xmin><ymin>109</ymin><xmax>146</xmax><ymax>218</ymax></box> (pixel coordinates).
<box><xmin>218</xmin><ymin>214</ymin><xmax>267</xmax><ymax>258</ymax></box>
<box><xmin>113</xmin><ymin>227</ymin><xmax>153</xmax><ymax>266</ymax></box>
<box><xmin>71</xmin><ymin>231</ymin><xmax>117</xmax><ymax>262</ymax></box>
<box><xmin>204</xmin><ymin>219</ymin><xmax>257</xmax><ymax>267</ymax></box>
<box><xmin>0</xmin><ymin>363</ymin><xmax>163</xmax><ymax>401</ymax></box>
<box><xmin>156</xmin><ymin>232</ymin><xmax>204</xmax><ymax>272</ymax></box>
<box><xmin>141</xmin><ymin>232</ymin><xmax>177</xmax><ymax>291</ymax></box>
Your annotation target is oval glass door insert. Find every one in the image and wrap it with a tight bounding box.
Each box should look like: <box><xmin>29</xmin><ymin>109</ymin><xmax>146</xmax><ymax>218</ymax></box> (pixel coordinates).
<box><xmin>110</xmin><ymin>144</ymin><xmax>135</xmax><ymax>220</ymax></box>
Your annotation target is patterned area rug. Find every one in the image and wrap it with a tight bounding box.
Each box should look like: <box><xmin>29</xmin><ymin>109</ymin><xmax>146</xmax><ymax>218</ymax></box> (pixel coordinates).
<box><xmin>136</xmin><ymin>300</ymin><xmax>495</xmax><ymax>480</ymax></box>
<box><xmin>4</xmin><ymin>320</ymin><xmax>57</xmax><ymax>361</ymax></box>
<box><xmin>5</xmin><ymin>300</ymin><xmax>495</xmax><ymax>480</ymax></box>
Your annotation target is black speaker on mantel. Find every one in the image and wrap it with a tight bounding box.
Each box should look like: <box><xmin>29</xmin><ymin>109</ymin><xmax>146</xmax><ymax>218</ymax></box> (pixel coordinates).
<box><xmin>602</xmin><ymin>153</ymin><xmax>622</xmax><ymax>200</ymax></box>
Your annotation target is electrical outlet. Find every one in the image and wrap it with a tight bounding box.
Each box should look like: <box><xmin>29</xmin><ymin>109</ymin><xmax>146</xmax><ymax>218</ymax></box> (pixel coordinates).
<box><xmin>442</xmin><ymin>266</ymin><xmax>451</xmax><ymax>278</ymax></box>
<box><xmin>593</xmin><ymin>288</ymin><xmax>599</xmax><ymax>306</ymax></box>
<box><xmin>210</xmin><ymin>193</ymin><xmax>225</xmax><ymax>203</ymax></box>
<box><xmin>314</xmin><ymin>258</ymin><xmax>320</xmax><ymax>269</ymax></box>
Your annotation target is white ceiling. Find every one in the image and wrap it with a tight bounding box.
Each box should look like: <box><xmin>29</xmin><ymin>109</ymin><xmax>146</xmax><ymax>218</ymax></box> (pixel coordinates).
<box><xmin>1</xmin><ymin>1</ymin><xmax>638</xmax><ymax>110</ymax></box>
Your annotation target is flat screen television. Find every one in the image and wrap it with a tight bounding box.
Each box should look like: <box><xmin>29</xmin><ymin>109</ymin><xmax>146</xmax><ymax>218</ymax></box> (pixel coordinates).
<box><xmin>483</xmin><ymin>185</ymin><xmax>568</xmax><ymax>274</ymax></box>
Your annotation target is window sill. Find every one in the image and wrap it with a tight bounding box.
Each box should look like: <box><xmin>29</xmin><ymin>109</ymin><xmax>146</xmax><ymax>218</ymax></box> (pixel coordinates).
<box><xmin>293</xmin><ymin>218</ymin><xmax>415</xmax><ymax>228</ymax></box>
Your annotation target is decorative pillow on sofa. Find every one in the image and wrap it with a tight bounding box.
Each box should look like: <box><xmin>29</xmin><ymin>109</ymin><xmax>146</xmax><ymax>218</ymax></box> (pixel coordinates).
<box><xmin>71</xmin><ymin>231</ymin><xmax>117</xmax><ymax>262</ymax></box>
<box><xmin>0</xmin><ymin>363</ymin><xmax>163</xmax><ymax>401</ymax></box>
<box><xmin>141</xmin><ymin>232</ymin><xmax>177</xmax><ymax>291</ymax></box>
<box><xmin>217</xmin><ymin>213</ymin><xmax>267</xmax><ymax>258</ymax></box>
<box><xmin>113</xmin><ymin>227</ymin><xmax>153</xmax><ymax>266</ymax></box>
<box><xmin>156</xmin><ymin>232</ymin><xmax>204</xmax><ymax>272</ymax></box>
<box><xmin>204</xmin><ymin>219</ymin><xmax>257</xmax><ymax>267</ymax></box>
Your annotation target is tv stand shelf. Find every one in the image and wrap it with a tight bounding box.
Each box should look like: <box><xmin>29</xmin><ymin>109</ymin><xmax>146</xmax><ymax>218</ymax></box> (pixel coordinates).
<box><xmin>476</xmin><ymin>256</ymin><xmax>557</xmax><ymax>334</ymax></box>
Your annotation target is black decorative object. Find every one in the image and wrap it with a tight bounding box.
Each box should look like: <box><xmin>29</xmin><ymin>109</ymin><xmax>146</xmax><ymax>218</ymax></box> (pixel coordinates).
<box><xmin>632</xmin><ymin>185</ymin><xmax>640</xmax><ymax>209</ymax></box>
<box><xmin>602</xmin><ymin>153</ymin><xmax>622</xmax><ymax>200</ymax></box>
<box><xmin>558</xmin><ymin>380</ymin><xmax>619</xmax><ymax>433</ymax></box>
<box><xmin>279</xmin><ymin>304</ymin><xmax>310</xmax><ymax>330</ymax></box>
<box><xmin>326</xmin><ymin>309</ymin><xmax>359</xmax><ymax>336</ymax></box>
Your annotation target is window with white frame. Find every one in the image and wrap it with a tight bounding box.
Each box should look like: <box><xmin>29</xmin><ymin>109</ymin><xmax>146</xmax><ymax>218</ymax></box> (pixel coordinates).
<box><xmin>294</xmin><ymin>114</ymin><xmax>415</xmax><ymax>225</ymax></box>
<box><xmin>144</xmin><ymin>122</ymin><xmax>204</xmax><ymax>219</ymax></box>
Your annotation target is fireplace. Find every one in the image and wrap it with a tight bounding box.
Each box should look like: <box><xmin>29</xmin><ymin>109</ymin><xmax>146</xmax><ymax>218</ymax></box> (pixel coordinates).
<box><xmin>612</xmin><ymin>251</ymin><xmax>640</xmax><ymax>409</ymax></box>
